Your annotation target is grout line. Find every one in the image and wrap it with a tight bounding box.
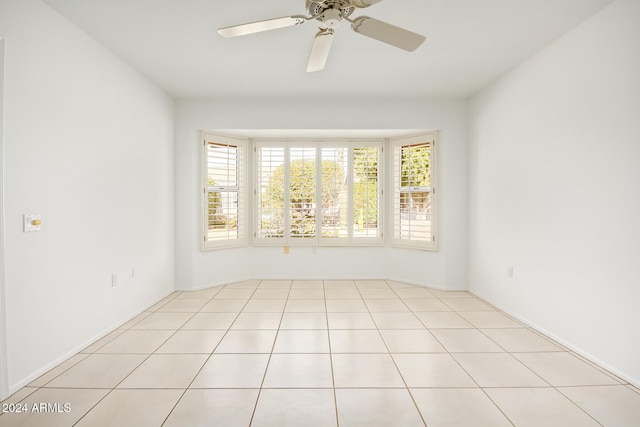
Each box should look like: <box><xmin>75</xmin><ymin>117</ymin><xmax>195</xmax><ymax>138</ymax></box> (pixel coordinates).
<box><xmin>627</xmin><ymin>384</ymin><xmax>640</xmax><ymax>395</ymax></box>
<box><xmin>323</xmin><ymin>280</ymin><xmax>340</xmax><ymax>427</ymax></box>
<box><xmin>391</xmin><ymin>285</ymin><xmax>518</xmax><ymax>427</ymax></box>
<box><xmin>358</xmin><ymin>281</ymin><xmax>428</xmax><ymax>427</ymax></box>
<box><xmin>27</xmin><ymin>354</ymin><xmax>91</xmax><ymax>388</ymax></box>
<box><xmin>74</xmin><ymin>304</ymin><xmax>208</xmax><ymax>426</ymax></box>
<box><xmin>160</xmin><ymin>281</ymin><xmax>261</xmax><ymax>427</ymax></box>
<box><xmin>247</xmin><ymin>280</ymin><xmax>292</xmax><ymax>427</ymax></box>
<box><xmin>566</xmin><ymin>351</ymin><xmax>629</xmax><ymax>384</ymax></box>
<box><xmin>555</xmin><ymin>386</ymin><xmax>606</xmax><ymax>427</ymax></box>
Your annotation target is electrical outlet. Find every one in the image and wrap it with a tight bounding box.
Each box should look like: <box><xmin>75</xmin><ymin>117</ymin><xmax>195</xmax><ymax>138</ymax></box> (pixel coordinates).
<box><xmin>507</xmin><ymin>266</ymin><xmax>514</xmax><ymax>279</ymax></box>
<box><xmin>111</xmin><ymin>274</ymin><xmax>119</xmax><ymax>287</ymax></box>
<box><xmin>283</xmin><ymin>246</ymin><xmax>289</xmax><ymax>254</ymax></box>
<box><xmin>131</xmin><ymin>267</ymin><xmax>136</xmax><ymax>279</ymax></box>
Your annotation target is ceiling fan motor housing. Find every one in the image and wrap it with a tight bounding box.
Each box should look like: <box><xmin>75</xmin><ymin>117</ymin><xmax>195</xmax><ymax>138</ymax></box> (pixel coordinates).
<box><xmin>307</xmin><ymin>1</ymin><xmax>354</xmax><ymax>26</ymax></box>
<box><xmin>321</xmin><ymin>8</ymin><xmax>343</xmax><ymax>27</ymax></box>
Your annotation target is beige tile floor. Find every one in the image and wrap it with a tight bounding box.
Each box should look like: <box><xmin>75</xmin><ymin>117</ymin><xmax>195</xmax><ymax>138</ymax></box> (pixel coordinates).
<box><xmin>2</xmin><ymin>279</ymin><xmax>640</xmax><ymax>426</ymax></box>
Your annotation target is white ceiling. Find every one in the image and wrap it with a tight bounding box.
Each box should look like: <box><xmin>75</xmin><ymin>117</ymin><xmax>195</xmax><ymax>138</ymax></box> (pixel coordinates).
<box><xmin>42</xmin><ymin>0</ymin><xmax>613</xmax><ymax>100</ymax></box>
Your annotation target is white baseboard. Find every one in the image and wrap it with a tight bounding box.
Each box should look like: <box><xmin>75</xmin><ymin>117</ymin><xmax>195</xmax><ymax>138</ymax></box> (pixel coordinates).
<box><xmin>178</xmin><ymin>276</ymin><xmax>466</xmax><ymax>292</ymax></box>
<box><xmin>470</xmin><ymin>290</ymin><xmax>640</xmax><ymax>389</ymax></box>
<box><xmin>7</xmin><ymin>290</ymin><xmax>174</xmax><ymax>394</ymax></box>
<box><xmin>176</xmin><ymin>276</ymin><xmax>254</xmax><ymax>292</ymax></box>
<box><xmin>386</xmin><ymin>276</ymin><xmax>467</xmax><ymax>291</ymax></box>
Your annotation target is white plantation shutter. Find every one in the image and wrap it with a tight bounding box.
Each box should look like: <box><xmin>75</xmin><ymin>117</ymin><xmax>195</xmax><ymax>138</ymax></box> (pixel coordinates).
<box><xmin>392</xmin><ymin>133</ymin><xmax>437</xmax><ymax>250</ymax></box>
<box><xmin>254</xmin><ymin>140</ymin><xmax>383</xmax><ymax>246</ymax></box>
<box><xmin>352</xmin><ymin>144</ymin><xmax>382</xmax><ymax>243</ymax></box>
<box><xmin>320</xmin><ymin>145</ymin><xmax>349</xmax><ymax>243</ymax></box>
<box><xmin>289</xmin><ymin>145</ymin><xmax>317</xmax><ymax>239</ymax></box>
<box><xmin>203</xmin><ymin>133</ymin><xmax>246</xmax><ymax>249</ymax></box>
<box><xmin>256</xmin><ymin>143</ymin><xmax>286</xmax><ymax>241</ymax></box>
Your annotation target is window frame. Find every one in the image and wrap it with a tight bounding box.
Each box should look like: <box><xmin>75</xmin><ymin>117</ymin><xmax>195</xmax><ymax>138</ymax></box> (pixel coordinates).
<box><xmin>201</xmin><ymin>132</ymin><xmax>247</xmax><ymax>250</ymax></box>
<box><xmin>390</xmin><ymin>132</ymin><xmax>438</xmax><ymax>251</ymax></box>
<box><xmin>253</xmin><ymin>139</ymin><xmax>384</xmax><ymax>247</ymax></box>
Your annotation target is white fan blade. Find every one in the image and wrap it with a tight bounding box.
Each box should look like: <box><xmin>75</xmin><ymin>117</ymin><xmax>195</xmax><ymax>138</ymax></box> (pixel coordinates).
<box><xmin>218</xmin><ymin>16</ymin><xmax>307</xmax><ymax>38</ymax></box>
<box><xmin>351</xmin><ymin>17</ymin><xmax>425</xmax><ymax>51</ymax></box>
<box><xmin>307</xmin><ymin>29</ymin><xmax>335</xmax><ymax>72</ymax></box>
<box><xmin>349</xmin><ymin>0</ymin><xmax>384</xmax><ymax>8</ymax></box>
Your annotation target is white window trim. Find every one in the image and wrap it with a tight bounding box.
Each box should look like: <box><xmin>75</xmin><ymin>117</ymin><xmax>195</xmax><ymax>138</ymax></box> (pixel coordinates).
<box><xmin>201</xmin><ymin>132</ymin><xmax>247</xmax><ymax>250</ymax></box>
<box><xmin>391</xmin><ymin>132</ymin><xmax>438</xmax><ymax>251</ymax></box>
<box><xmin>253</xmin><ymin>139</ymin><xmax>384</xmax><ymax>247</ymax></box>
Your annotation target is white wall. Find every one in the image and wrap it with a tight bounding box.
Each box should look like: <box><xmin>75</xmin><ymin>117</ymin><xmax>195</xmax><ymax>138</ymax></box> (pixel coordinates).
<box><xmin>0</xmin><ymin>0</ymin><xmax>175</xmax><ymax>391</ymax></box>
<box><xmin>175</xmin><ymin>99</ymin><xmax>468</xmax><ymax>291</ymax></box>
<box><xmin>0</xmin><ymin>37</ymin><xmax>9</xmax><ymax>399</ymax></box>
<box><xmin>469</xmin><ymin>0</ymin><xmax>640</xmax><ymax>385</ymax></box>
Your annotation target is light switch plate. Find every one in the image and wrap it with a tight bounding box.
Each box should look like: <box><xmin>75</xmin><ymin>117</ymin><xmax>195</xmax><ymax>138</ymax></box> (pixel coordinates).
<box><xmin>23</xmin><ymin>214</ymin><xmax>41</xmax><ymax>232</ymax></box>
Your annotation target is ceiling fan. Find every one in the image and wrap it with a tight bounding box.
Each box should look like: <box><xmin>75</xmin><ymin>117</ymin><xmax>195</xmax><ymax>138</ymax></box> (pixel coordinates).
<box><xmin>217</xmin><ymin>0</ymin><xmax>426</xmax><ymax>72</ymax></box>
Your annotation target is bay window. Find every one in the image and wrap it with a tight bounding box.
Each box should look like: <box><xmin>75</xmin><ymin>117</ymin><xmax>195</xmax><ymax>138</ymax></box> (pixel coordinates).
<box><xmin>255</xmin><ymin>141</ymin><xmax>383</xmax><ymax>246</ymax></box>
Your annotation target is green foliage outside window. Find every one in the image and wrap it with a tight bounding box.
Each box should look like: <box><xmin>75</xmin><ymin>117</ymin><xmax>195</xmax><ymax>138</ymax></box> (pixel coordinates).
<box><xmin>401</xmin><ymin>144</ymin><xmax>431</xmax><ymax>187</ymax></box>
<box><xmin>353</xmin><ymin>147</ymin><xmax>378</xmax><ymax>228</ymax></box>
<box><xmin>263</xmin><ymin>159</ymin><xmax>345</xmax><ymax>236</ymax></box>
<box><xmin>207</xmin><ymin>176</ymin><xmax>224</xmax><ymax>228</ymax></box>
